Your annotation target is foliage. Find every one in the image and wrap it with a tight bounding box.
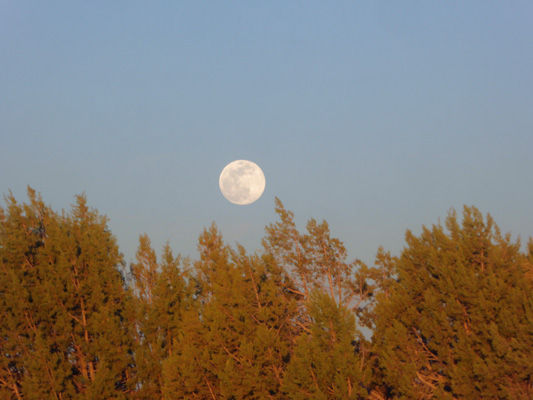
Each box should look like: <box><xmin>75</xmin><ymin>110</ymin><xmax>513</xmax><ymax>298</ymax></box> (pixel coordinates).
<box><xmin>263</xmin><ymin>198</ymin><xmax>372</xmax><ymax>324</ymax></box>
<box><xmin>129</xmin><ymin>235</ymin><xmax>192</xmax><ymax>399</ymax></box>
<box><xmin>0</xmin><ymin>188</ymin><xmax>135</xmax><ymax>399</ymax></box>
<box><xmin>370</xmin><ymin>206</ymin><xmax>533</xmax><ymax>399</ymax></box>
<box><xmin>1</xmin><ymin>190</ymin><xmax>531</xmax><ymax>399</ymax></box>
<box><xmin>283</xmin><ymin>290</ymin><xmax>370</xmax><ymax>399</ymax></box>
<box><xmin>161</xmin><ymin>224</ymin><xmax>299</xmax><ymax>399</ymax></box>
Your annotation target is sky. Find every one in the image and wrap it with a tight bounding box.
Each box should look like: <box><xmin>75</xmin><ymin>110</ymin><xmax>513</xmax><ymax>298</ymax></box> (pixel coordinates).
<box><xmin>1</xmin><ymin>1</ymin><xmax>532</xmax><ymax>267</ymax></box>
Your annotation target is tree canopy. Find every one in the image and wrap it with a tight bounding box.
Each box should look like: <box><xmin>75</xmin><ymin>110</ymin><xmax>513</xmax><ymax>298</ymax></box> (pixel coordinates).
<box><xmin>1</xmin><ymin>189</ymin><xmax>531</xmax><ymax>399</ymax></box>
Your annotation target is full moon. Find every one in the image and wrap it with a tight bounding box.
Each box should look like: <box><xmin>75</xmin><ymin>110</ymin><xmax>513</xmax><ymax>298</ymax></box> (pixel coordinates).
<box><xmin>219</xmin><ymin>160</ymin><xmax>266</xmax><ymax>205</ymax></box>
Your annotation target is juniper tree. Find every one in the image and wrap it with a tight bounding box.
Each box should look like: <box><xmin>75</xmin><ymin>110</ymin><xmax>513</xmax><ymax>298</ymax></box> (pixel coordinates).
<box><xmin>370</xmin><ymin>206</ymin><xmax>533</xmax><ymax>399</ymax></box>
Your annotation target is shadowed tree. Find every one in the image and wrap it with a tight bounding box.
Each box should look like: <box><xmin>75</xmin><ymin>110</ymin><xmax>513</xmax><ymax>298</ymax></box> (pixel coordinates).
<box><xmin>370</xmin><ymin>206</ymin><xmax>533</xmax><ymax>399</ymax></box>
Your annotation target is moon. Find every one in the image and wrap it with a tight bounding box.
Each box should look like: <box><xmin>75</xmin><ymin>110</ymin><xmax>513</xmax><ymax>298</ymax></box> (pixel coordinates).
<box><xmin>219</xmin><ymin>160</ymin><xmax>266</xmax><ymax>205</ymax></box>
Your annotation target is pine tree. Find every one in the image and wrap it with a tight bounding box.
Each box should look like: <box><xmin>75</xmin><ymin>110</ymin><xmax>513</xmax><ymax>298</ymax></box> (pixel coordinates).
<box><xmin>130</xmin><ymin>235</ymin><xmax>191</xmax><ymax>399</ymax></box>
<box><xmin>283</xmin><ymin>290</ymin><xmax>370</xmax><ymax>399</ymax></box>
<box><xmin>0</xmin><ymin>188</ymin><xmax>136</xmax><ymax>399</ymax></box>
<box><xmin>262</xmin><ymin>198</ymin><xmax>372</xmax><ymax>325</ymax></box>
<box><xmin>0</xmin><ymin>189</ymin><xmax>52</xmax><ymax>399</ymax></box>
<box><xmin>370</xmin><ymin>206</ymin><xmax>533</xmax><ymax>399</ymax></box>
<box><xmin>263</xmin><ymin>199</ymin><xmax>373</xmax><ymax>397</ymax></box>
<box><xmin>162</xmin><ymin>224</ymin><xmax>299</xmax><ymax>399</ymax></box>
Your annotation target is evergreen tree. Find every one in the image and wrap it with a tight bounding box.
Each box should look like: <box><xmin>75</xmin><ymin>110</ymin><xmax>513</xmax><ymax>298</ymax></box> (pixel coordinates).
<box><xmin>263</xmin><ymin>198</ymin><xmax>372</xmax><ymax>325</ymax></box>
<box><xmin>283</xmin><ymin>290</ymin><xmax>370</xmax><ymax>399</ymax></box>
<box><xmin>263</xmin><ymin>199</ymin><xmax>373</xmax><ymax>397</ymax></box>
<box><xmin>0</xmin><ymin>188</ymin><xmax>135</xmax><ymax>399</ymax></box>
<box><xmin>370</xmin><ymin>206</ymin><xmax>533</xmax><ymax>399</ymax></box>
<box><xmin>162</xmin><ymin>224</ymin><xmax>298</xmax><ymax>399</ymax></box>
<box><xmin>5</xmin><ymin>189</ymin><xmax>531</xmax><ymax>399</ymax></box>
<box><xmin>130</xmin><ymin>235</ymin><xmax>191</xmax><ymax>399</ymax></box>
<box><xmin>0</xmin><ymin>189</ymin><xmax>53</xmax><ymax>399</ymax></box>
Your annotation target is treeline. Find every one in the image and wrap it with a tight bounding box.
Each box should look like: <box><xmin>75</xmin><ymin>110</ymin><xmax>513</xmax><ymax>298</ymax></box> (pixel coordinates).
<box><xmin>1</xmin><ymin>188</ymin><xmax>532</xmax><ymax>399</ymax></box>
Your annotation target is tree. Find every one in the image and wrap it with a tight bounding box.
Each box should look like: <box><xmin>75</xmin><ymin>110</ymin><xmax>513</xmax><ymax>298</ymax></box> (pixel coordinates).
<box><xmin>263</xmin><ymin>198</ymin><xmax>371</xmax><ymax>324</ymax></box>
<box><xmin>0</xmin><ymin>188</ymin><xmax>136</xmax><ymax>399</ymax></box>
<box><xmin>283</xmin><ymin>290</ymin><xmax>370</xmax><ymax>399</ymax></box>
<box><xmin>129</xmin><ymin>235</ymin><xmax>191</xmax><ymax>399</ymax></box>
<box><xmin>162</xmin><ymin>224</ymin><xmax>299</xmax><ymax>399</ymax></box>
<box><xmin>370</xmin><ymin>206</ymin><xmax>533</xmax><ymax>399</ymax></box>
<box><xmin>262</xmin><ymin>199</ymin><xmax>374</xmax><ymax>398</ymax></box>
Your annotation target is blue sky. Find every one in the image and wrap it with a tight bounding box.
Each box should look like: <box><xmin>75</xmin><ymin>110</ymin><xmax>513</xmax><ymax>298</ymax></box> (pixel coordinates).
<box><xmin>1</xmin><ymin>1</ymin><xmax>532</xmax><ymax>265</ymax></box>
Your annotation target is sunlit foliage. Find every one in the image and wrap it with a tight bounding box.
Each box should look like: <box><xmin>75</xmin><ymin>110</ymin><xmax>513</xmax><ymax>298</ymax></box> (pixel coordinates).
<box><xmin>1</xmin><ymin>189</ymin><xmax>531</xmax><ymax>399</ymax></box>
<box><xmin>0</xmin><ymin>188</ymin><xmax>135</xmax><ymax>399</ymax></box>
<box><xmin>369</xmin><ymin>206</ymin><xmax>533</xmax><ymax>399</ymax></box>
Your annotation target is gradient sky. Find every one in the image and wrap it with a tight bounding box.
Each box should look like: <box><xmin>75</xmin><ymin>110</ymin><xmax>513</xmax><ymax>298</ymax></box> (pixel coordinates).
<box><xmin>2</xmin><ymin>2</ymin><xmax>532</xmax><ymax>266</ymax></box>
